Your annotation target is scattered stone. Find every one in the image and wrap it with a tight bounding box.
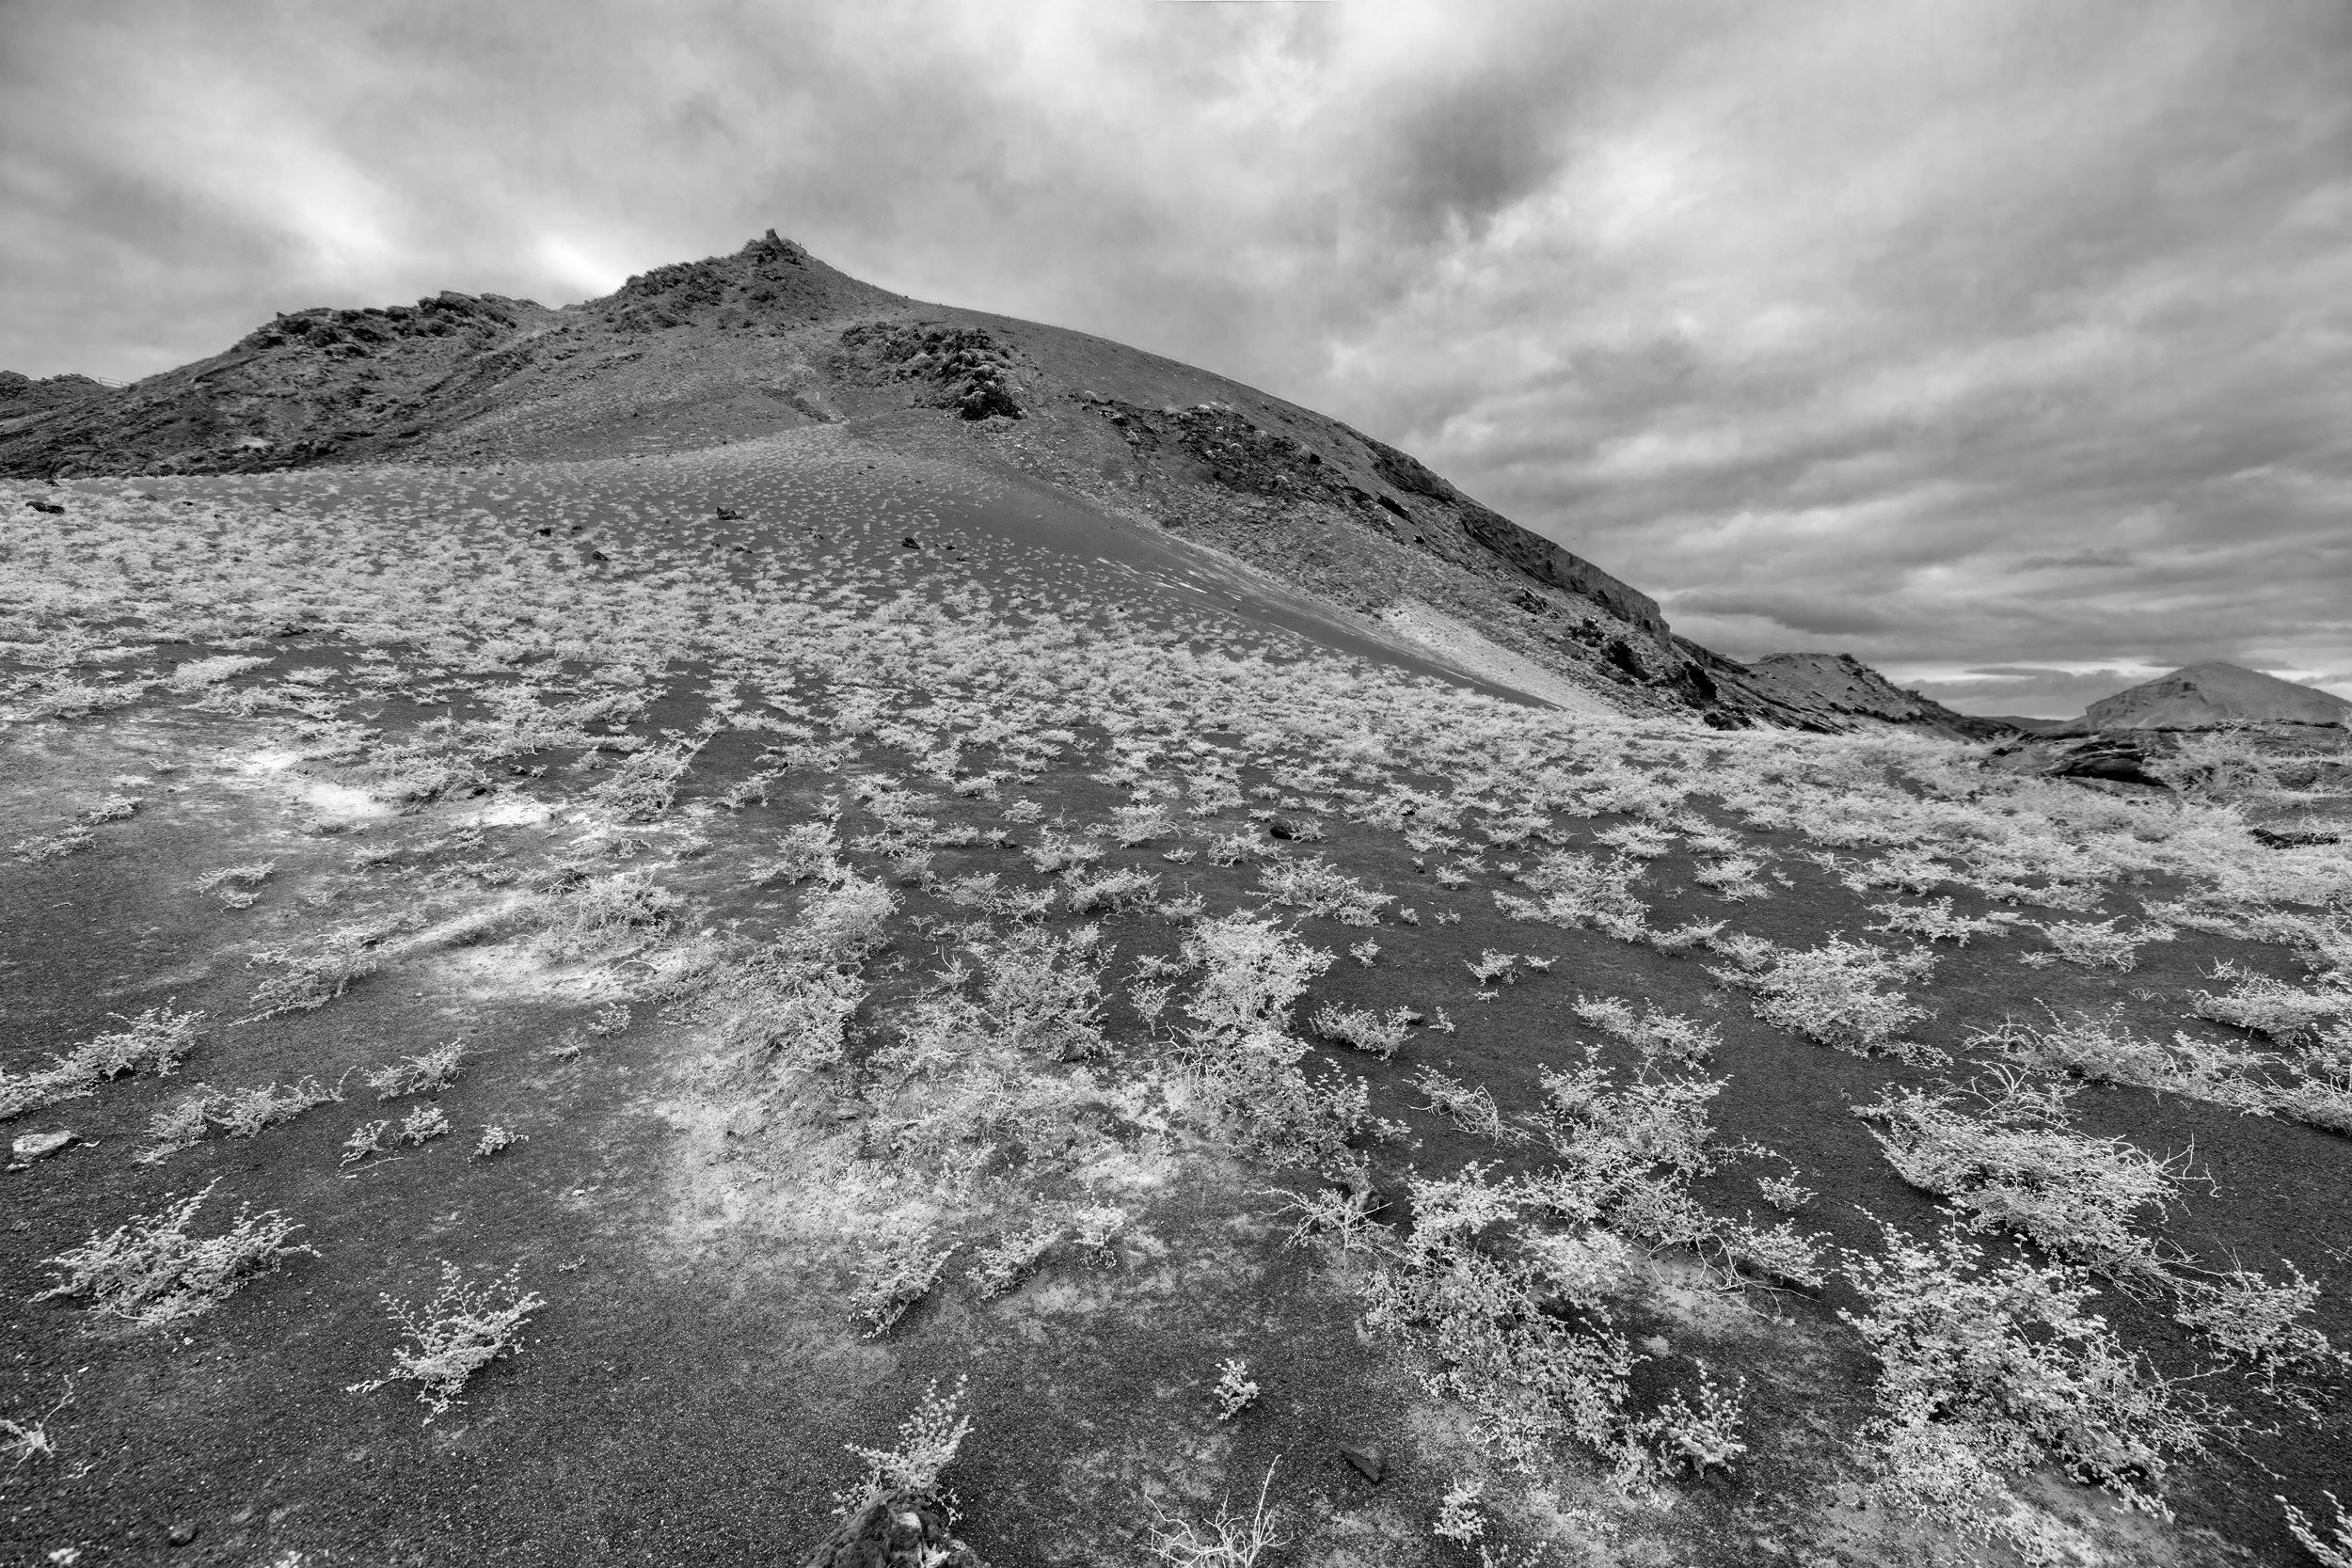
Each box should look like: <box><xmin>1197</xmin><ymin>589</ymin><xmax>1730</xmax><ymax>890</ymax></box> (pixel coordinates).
<box><xmin>167</xmin><ymin>1521</ymin><xmax>199</xmax><ymax>1547</ymax></box>
<box><xmin>1338</xmin><ymin>1442</ymin><xmax>1386</xmax><ymax>1482</ymax></box>
<box><xmin>1266</xmin><ymin>816</ymin><xmax>1314</xmax><ymax>840</ymax></box>
<box><xmin>901</xmin><ymin>536</ymin><xmax>921</xmax><ymax>549</ymax></box>
<box><xmin>715</xmin><ymin>506</ymin><xmax>743</xmax><ymax>520</ymax></box>
<box><xmin>9</xmin><ymin>1129</ymin><xmax>75</xmax><ymax>1164</ymax></box>
<box><xmin>27</xmin><ymin>499</ymin><xmax>64</xmax><ymax>514</ymax></box>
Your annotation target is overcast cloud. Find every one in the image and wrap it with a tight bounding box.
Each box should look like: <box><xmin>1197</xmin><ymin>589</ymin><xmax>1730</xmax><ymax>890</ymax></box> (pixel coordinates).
<box><xmin>5</xmin><ymin>0</ymin><xmax>2345</xmax><ymax>714</ymax></box>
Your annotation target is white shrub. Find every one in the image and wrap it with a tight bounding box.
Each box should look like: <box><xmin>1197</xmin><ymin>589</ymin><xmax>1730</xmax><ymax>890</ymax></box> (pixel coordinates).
<box><xmin>1311</xmin><ymin>1003</ymin><xmax>1412</xmax><ymax>1061</ymax></box>
<box><xmin>1257</xmin><ymin>856</ymin><xmax>1392</xmax><ymax>926</ymax></box>
<box><xmin>2039</xmin><ymin>917</ymin><xmax>2170</xmax><ymax>972</ymax></box>
<box><xmin>346</xmin><ymin>1261</ymin><xmax>545</xmax><ymax>1420</ymax></box>
<box><xmin>1571</xmin><ymin>993</ymin><xmax>1719</xmax><ymax>1068</ymax></box>
<box><xmin>34</xmin><ymin>1180</ymin><xmax>313</xmax><ymax>1328</ymax></box>
<box><xmin>1854</xmin><ymin>1077</ymin><xmax>2182</xmax><ymax>1279</ymax></box>
<box><xmin>0</xmin><ymin>1006</ymin><xmax>204</xmax><ymax>1121</ymax></box>
<box><xmin>849</xmin><ymin>1223</ymin><xmax>955</xmax><ymax>1337</ymax></box>
<box><xmin>1867</xmin><ymin>897</ymin><xmax>2013</xmax><ymax>946</ymax></box>
<box><xmin>365</xmin><ymin>1040</ymin><xmax>467</xmax><ymax>1101</ymax></box>
<box><xmin>2172</xmin><ymin>1262</ymin><xmax>2344</xmax><ymax>1379</ymax></box>
<box><xmin>841</xmin><ymin>1376</ymin><xmax>972</xmax><ymax>1506</ymax></box>
<box><xmin>1718</xmin><ymin>936</ymin><xmax>1932</xmax><ymax>1059</ymax></box>
<box><xmin>2190</xmin><ymin>965</ymin><xmax>2344</xmax><ymax>1045</ymax></box>
<box><xmin>1211</xmin><ymin>1357</ymin><xmax>1260</xmax><ymax>1420</ymax></box>
<box><xmin>1841</xmin><ymin>1222</ymin><xmax>2208</xmax><ymax>1542</ymax></box>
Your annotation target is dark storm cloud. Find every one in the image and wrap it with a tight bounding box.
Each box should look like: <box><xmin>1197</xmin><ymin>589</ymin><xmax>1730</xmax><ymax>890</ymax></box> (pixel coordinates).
<box><xmin>3</xmin><ymin>1</ymin><xmax>2346</xmax><ymax>714</ymax></box>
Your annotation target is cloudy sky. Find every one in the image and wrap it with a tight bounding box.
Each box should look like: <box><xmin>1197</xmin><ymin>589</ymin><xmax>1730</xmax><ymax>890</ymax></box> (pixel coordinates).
<box><xmin>6</xmin><ymin>1</ymin><xmax>2346</xmax><ymax>713</ymax></box>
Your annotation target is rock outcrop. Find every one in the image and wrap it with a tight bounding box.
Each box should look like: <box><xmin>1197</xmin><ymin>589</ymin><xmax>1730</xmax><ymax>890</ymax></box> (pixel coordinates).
<box><xmin>1733</xmin><ymin>652</ymin><xmax>2018</xmax><ymax>740</ymax></box>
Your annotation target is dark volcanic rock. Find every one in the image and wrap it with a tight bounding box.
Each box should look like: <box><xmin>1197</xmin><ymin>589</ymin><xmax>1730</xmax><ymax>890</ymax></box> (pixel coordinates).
<box><xmin>840</xmin><ymin>323</ymin><xmax>1026</xmax><ymax>420</ymax></box>
<box><xmin>1988</xmin><ymin>733</ymin><xmax>2169</xmax><ymax>788</ymax></box>
<box><xmin>799</xmin><ymin>1492</ymin><xmax>987</xmax><ymax>1568</ymax></box>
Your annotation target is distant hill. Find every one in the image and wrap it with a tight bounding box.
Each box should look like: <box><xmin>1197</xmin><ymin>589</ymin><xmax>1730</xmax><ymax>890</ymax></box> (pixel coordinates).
<box><xmin>0</xmin><ymin>231</ymin><xmax>1963</xmax><ymax>736</ymax></box>
<box><xmin>2082</xmin><ymin>662</ymin><xmax>2350</xmax><ymax>731</ymax></box>
<box><xmin>1733</xmin><ymin>652</ymin><xmax>2018</xmax><ymax>741</ymax></box>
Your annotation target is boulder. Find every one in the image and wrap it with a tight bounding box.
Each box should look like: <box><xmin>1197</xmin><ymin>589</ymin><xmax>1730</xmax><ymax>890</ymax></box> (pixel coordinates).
<box><xmin>798</xmin><ymin>1492</ymin><xmax>986</xmax><ymax>1568</ymax></box>
<box><xmin>9</xmin><ymin>1129</ymin><xmax>76</xmax><ymax>1164</ymax></box>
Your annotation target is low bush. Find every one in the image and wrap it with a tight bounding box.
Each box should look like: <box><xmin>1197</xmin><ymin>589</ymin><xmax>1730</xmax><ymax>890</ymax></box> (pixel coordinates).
<box><xmin>538</xmin><ymin>872</ymin><xmax>680</xmax><ymax>958</ymax></box>
<box><xmin>1311</xmin><ymin>1003</ymin><xmax>1411</xmax><ymax>1061</ymax></box>
<box><xmin>1854</xmin><ymin>1076</ymin><xmax>2183</xmax><ymax>1280</ymax></box>
<box><xmin>2189</xmin><ymin>964</ymin><xmax>2344</xmax><ymax>1045</ymax></box>
<box><xmin>1411</xmin><ymin>1066</ymin><xmax>1522</xmax><ymax>1146</ymax></box>
<box><xmin>1494</xmin><ymin>851</ymin><xmax>1648</xmax><ymax>942</ymax></box>
<box><xmin>34</xmin><ymin>1181</ymin><xmax>313</xmax><ymax>1328</ymax></box>
<box><xmin>1256</xmin><ymin>856</ymin><xmax>1391</xmax><ymax>926</ymax></box>
<box><xmin>1841</xmin><ymin>1221</ymin><xmax>2209</xmax><ymax>1545</ymax></box>
<box><xmin>365</xmin><ymin>1040</ymin><xmax>467</xmax><ymax>1100</ymax></box>
<box><xmin>247</xmin><ymin>924</ymin><xmax>390</xmax><ymax>1013</ymax></box>
<box><xmin>1</xmin><ymin>1006</ymin><xmax>204</xmax><ymax>1121</ymax></box>
<box><xmin>2171</xmin><ymin>1261</ymin><xmax>2345</xmax><ymax>1382</ymax></box>
<box><xmin>2039</xmin><ymin>917</ymin><xmax>2171</xmax><ymax>972</ymax></box>
<box><xmin>582</xmin><ymin>740</ymin><xmax>697</xmax><ymax>819</ymax></box>
<box><xmin>850</xmin><ymin>1224</ymin><xmax>955</xmax><ymax>1336</ymax></box>
<box><xmin>1867</xmin><ymin>897</ymin><xmax>2012</xmax><ymax>946</ymax></box>
<box><xmin>1971</xmin><ymin>1006</ymin><xmax>2274</xmax><ymax>1111</ymax></box>
<box><xmin>970</xmin><ymin>1219</ymin><xmax>1061</xmax><ymax>1298</ymax></box>
<box><xmin>1713</xmin><ymin>936</ymin><xmax>1933</xmax><ymax>1060</ymax></box>
<box><xmin>1063</xmin><ymin>864</ymin><xmax>1159</xmax><ymax>914</ymax></box>
<box><xmin>840</xmin><ymin>1375</ymin><xmax>971</xmax><ymax>1508</ymax></box>
<box><xmin>346</xmin><ymin>1261</ymin><xmax>546</xmax><ymax>1420</ymax></box>
<box><xmin>1211</xmin><ymin>1358</ymin><xmax>1259</xmax><ymax>1420</ymax></box>
<box><xmin>1570</xmin><ymin>993</ymin><xmax>1718</xmax><ymax>1068</ymax></box>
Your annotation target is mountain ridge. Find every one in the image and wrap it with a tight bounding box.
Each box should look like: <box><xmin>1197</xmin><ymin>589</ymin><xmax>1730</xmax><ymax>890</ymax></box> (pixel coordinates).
<box><xmin>2</xmin><ymin>230</ymin><xmax>1989</xmax><ymax>738</ymax></box>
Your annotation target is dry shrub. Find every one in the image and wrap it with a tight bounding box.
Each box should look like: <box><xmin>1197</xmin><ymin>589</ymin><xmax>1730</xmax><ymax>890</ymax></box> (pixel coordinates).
<box><xmin>1713</xmin><ymin>935</ymin><xmax>1934</xmax><ymax>1060</ymax></box>
<box><xmin>35</xmin><ymin>1181</ymin><xmax>313</xmax><ymax>1328</ymax></box>
<box><xmin>1855</xmin><ymin>1075</ymin><xmax>2185</xmax><ymax>1281</ymax></box>
<box><xmin>346</xmin><ymin>1261</ymin><xmax>545</xmax><ymax>1419</ymax></box>
<box><xmin>1842</xmin><ymin>1221</ymin><xmax>2210</xmax><ymax>1549</ymax></box>
<box><xmin>1</xmin><ymin>1006</ymin><xmax>203</xmax><ymax>1121</ymax></box>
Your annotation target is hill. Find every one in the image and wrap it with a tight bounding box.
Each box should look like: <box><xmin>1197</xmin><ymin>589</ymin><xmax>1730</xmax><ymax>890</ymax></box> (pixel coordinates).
<box><xmin>2082</xmin><ymin>661</ymin><xmax>2352</xmax><ymax>731</ymax></box>
<box><xmin>1733</xmin><ymin>651</ymin><xmax>2017</xmax><ymax>740</ymax></box>
<box><xmin>5</xmin><ymin>236</ymin><xmax>2350</xmax><ymax>1568</ymax></box>
<box><xmin>7</xmin><ymin>232</ymin><xmax>1912</xmax><ymax>736</ymax></box>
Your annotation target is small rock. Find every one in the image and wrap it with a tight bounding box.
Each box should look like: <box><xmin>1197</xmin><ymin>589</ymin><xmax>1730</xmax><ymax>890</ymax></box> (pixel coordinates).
<box><xmin>724</xmin><ymin>1103</ymin><xmax>770</xmax><ymax>1139</ymax></box>
<box><xmin>715</xmin><ymin>506</ymin><xmax>743</xmax><ymax>520</ymax></box>
<box><xmin>2252</xmin><ymin>827</ymin><xmax>2341</xmax><ymax>848</ymax></box>
<box><xmin>901</xmin><ymin>536</ymin><xmax>921</xmax><ymax>549</ymax></box>
<box><xmin>10</xmin><ymin>1130</ymin><xmax>74</xmax><ymax>1164</ymax></box>
<box><xmin>1338</xmin><ymin>1442</ymin><xmax>1386</xmax><ymax>1483</ymax></box>
<box><xmin>1266</xmin><ymin>816</ymin><xmax>1315</xmax><ymax>841</ymax></box>
<box><xmin>27</xmin><ymin>499</ymin><xmax>65</xmax><ymax>515</ymax></box>
<box><xmin>167</xmin><ymin>1521</ymin><xmax>199</xmax><ymax>1546</ymax></box>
